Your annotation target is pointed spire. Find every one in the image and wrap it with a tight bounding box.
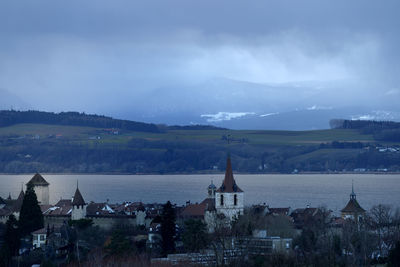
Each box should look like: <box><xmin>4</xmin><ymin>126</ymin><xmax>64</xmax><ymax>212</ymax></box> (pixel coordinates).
<box><xmin>7</xmin><ymin>192</ymin><xmax>11</xmax><ymax>200</ymax></box>
<box><xmin>217</xmin><ymin>156</ymin><xmax>243</xmax><ymax>193</ymax></box>
<box><xmin>341</xmin><ymin>180</ymin><xmax>365</xmax><ymax>213</ymax></box>
<box><xmin>72</xmin><ymin>181</ymin><xmax>85</xmax><ymax>206</ymax></box>
<box><xmin>350</xmin><ymin>180</ymin><xmax>356</xmax><ymax>200</ymax></box>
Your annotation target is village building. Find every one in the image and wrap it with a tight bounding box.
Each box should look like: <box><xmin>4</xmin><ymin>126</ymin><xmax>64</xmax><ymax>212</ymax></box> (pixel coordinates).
<box><xmin>215</xmin><ymin>157</ymin><xmax>244</xmax><ymax>220</ymax></box>
<box><xmin>0</xmin><ymin>189</ymin><xmax>24</xmax><ymax>223</ymax></box>
<box><xmin>290</xmin><ymin>207</ymin><xmax>328</xmax><ymax>229</ymax></box>
<box><xmin>27</xmin><ymin>173</ymin><xmax>50</xmax><ymax>205</ymax></box>
<box><xmin>71</xmin><ymin>183</ymin><xmax>87</xmax><ymax>220</ymax></box>
<box><xmin>43</xmin><ymin>197</ymin><xmax>148</xmax><ymax>230</ymax></box>
<box><xmin>179</xmin><ymin>157</ymin><xmax>244</xmax><ymax>231</ymax></box>
<box><xmin>32</xmin><ymin>227</ymin><xmax>47</xmax><ymax>249</ymax></box>
<box><xmin>341</xmin><ymin>182</ymin><xmax>365</xmax><ymax>222</ymax></box>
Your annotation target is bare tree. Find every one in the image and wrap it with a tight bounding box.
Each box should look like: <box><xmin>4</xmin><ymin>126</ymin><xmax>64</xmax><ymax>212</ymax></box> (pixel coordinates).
<box><xmin>367</xmin><ymin>204</ymin><xmax>393</xmax><ymax>258</ymax></box>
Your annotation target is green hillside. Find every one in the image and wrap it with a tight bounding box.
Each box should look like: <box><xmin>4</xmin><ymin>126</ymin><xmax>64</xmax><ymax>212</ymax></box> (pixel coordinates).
<box><xmin>0</xmin><ymin>122</ymin><xmax>398</xmax><ymax>174</ymax></box>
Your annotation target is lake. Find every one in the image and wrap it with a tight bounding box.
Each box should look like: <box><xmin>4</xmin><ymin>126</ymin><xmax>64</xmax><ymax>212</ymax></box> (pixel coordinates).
<box><xmin>1</xmin><ymin>174</ymin><xmax>399</xmax><ymax>214</ymax></box>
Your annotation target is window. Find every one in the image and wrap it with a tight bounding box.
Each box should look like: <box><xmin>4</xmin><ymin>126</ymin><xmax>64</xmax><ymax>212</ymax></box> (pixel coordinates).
<box><xmin>220</xmin><ymin>195</ymin><xmax>224</xmax><ymax>206</ymax></box>
<box><xmin>40</xmin><ymin>235</ymin><xmax>45</xmax><ymax>241</ymax></box>
<box><xmin>234</xmin><ymin>194</ymin><xmax>237</xmax><ymax>206</ymax></box>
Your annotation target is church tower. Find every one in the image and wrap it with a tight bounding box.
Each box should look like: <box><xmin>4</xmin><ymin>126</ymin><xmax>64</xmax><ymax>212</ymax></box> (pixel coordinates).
<box><xmin>71</xmin><ymin>182</ymin><xmax>87</xmax><ymax>220</ymax></box>
<box><xmin>341</xmin><ymin>181</ymin><xmax>365</xmax><ymax>222</ymax></box>
<box><xmin>215</xmin><ymin>157</ymin><xmax>244</xmax><ymax>220</ymax></box>
<box><xmin>27</xmin><ymin>173</ymin><xmax>49</xmax><ymax>205</ymax></box>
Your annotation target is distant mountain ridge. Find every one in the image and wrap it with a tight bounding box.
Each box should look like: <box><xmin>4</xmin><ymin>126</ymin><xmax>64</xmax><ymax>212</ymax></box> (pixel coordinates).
<box><xmin>0</xmin><ymin>110</ymin><xmax>225</xmax><ymax>133</ymax></box>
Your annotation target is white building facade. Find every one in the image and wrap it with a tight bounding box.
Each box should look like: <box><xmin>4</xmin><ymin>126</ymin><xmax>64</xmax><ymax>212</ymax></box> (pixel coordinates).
<box><xmin>71</xmin><ymin>185</ymin><xmax>87</xmax><ymax>220</ymax></box>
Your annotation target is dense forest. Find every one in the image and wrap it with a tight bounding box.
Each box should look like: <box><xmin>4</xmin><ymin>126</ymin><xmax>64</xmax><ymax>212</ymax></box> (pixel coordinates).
<box><xmin>0</xmin><ymin>110</ymin><xmax>161</xmax><ymax>133</ymax></box>
<box><xmin>330</xmin><ymin>119</ymin><xmax>400</xmax><ymax>142</ymax></box>
<box><xmin>0</xmin><ymin>111</ymin><xmax>399</xmax><ymax>174</ymax></box>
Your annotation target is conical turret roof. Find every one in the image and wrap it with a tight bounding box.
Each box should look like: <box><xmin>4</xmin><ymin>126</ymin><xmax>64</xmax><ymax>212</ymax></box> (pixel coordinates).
<box><xmin>341</xmin><ymin>198</ymin><xmax>365</xmax><ymax>213</ymax></box>
<box><xmin>208</xmin><ymin>180</ymin><xmax>216</xmax><ymax>189</ymax></box>
<box><xmin>341</xmin><ymin>182</ymin><xmax>365</xmax><ymax>213</ymax></box>
<box><xmin>72</xmin><ymin>186</ymin><xmax>85</xmax><ymax>206</ymax></box>
<box><xmin>217</xmin><ymin>157</ymin><xmax>243</xmax><ymax>193</ymax></box>
<box><xmin>27</xmin><ymin>173</ymin><xmax>49</xmax><ymax>186</ymax></box>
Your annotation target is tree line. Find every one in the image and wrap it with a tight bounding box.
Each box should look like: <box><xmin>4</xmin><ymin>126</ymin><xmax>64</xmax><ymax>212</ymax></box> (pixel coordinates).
<box><xmin>0</xmin><ymin>110</ymin><xmax>161</xmax><ymax>133</ymax></box>
<box><xmin>330</xmin><ymin>119</ymin><xmax>400</xmax><ymax>142</ymax></box>
<box><xmin>1</xmin><ymin>138</ymin><xmax>400</xmax><ymax>173</ymax></box>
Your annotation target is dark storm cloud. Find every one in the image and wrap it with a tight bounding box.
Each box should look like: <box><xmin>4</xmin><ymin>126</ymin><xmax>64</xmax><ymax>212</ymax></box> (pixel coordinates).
<box><xmin>0</xmin><ymin>0</ymin><xmax>399</xmax><ymax>118</ymax></box>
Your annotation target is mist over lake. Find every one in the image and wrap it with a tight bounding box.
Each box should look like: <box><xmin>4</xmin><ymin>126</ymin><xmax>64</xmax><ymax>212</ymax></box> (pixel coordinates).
<box><xmin>1</xmin><ymin>174</ymin><xmax>399</xmax><ymax>214</ymax></box>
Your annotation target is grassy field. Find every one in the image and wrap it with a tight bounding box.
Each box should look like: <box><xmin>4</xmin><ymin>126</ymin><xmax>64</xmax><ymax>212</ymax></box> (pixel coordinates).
<box><xmin>0</xmin><ymin>123</ymin><xmax>377</xmax><ymax>146</ymax></box>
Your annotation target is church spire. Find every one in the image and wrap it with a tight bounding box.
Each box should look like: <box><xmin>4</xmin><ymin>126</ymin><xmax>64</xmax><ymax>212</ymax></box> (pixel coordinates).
<box><xmin>216</xmin><ymin>156</ymin><xmax>243</xmax><ymax>193</ymax></box>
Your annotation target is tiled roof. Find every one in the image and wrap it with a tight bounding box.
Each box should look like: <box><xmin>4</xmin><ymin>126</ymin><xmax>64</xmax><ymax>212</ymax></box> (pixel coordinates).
<box><xmin>290</xmin><ymin>207</ymin><xmax>327</xmax><ymax>228</ymax></box>
<box><xmin>55</xmin><ymin>199</ymin><xmax>72</xmax><ymax>207</ymax></box>
<box><xmin>341</xmin><ymin>199</ymin><xmax>365</xmax><ymax>213</ymax></box>
<box><xmin>180</xmin><ymin>198</ymin><xmax>215</xmax><ymax>218</ymax></box>
<box><xmin>216</xmin><ymin>157</ymin><xmax>243</xmax><ymax>193</ymax></box>
<box><xmin>268</xmin><ymin>207</ymin><xmax>290</xmax><ymax>216</ymax></box>
<box><xmin>201</xmin><ymin>198</ymin><xmax>216</xmax><ymax>211</ymax></box>
<box><xmin>40</xmin><ymin>205</ymin><xmax>53</xmax><ymax>213</ymax></box>
<box><xmin>87</xmin><ymin>203</ymin><xmax>117</xmax><ymax>216</ymax></box>
<box><xmin>0</xmin><ymin>208</ymin><xmax>12</xmax><ymax>216</ymax></box>
<box><xmin>113</xmin><ymin>202</ymin><xmax>145</xmax><ymax>214</ymax></box>
<box><xmin>43</xmin><ymin>201</ymin><xmax>72</xmax><ymax>216</ymax></box>
<box><xmin>181</xmin><ymin>203</ymin><xmax>206</xmax><ymax>218</ymax></box>
<box><xmin>27</xmin><ymin>173</ymin><xmax>49</xmax><ymax>186</ymax></box>
<box><xmin>32</xmin><ymin>227</ymin><xmax>46</xmax><ymax>235</ymax></box>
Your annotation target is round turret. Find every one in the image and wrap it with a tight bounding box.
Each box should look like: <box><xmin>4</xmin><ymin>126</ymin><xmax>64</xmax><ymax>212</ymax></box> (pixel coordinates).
<box><xmin>207</xmin><ymin>180</ymin><xmax>216</xmax><ymax>198</ymax></box>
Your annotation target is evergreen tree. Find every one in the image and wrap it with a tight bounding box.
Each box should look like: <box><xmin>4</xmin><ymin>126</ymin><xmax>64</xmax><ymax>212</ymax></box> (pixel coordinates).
<box><xmin>104</xmin><ymin>229</ymin><xmax>133</xmax><ymax>257</ymax></box>
<box><xmin>182</xmin><ymin>219</ymin><xmax>209</xmax><ymax>252</ymax></box>
<box><xmin>19</xmin><ymin>183</ymin><xmax>44</xmax><ymax>237</ymax></box>
<box><xmin>160</xmin><ymin>201</ymin><xmax>176</xmax><ymax>256</ymax></box>
<box><xmin>1</xmin><ymin>215</ymin><xmax>20</xmax><ymax>265</ymax></box>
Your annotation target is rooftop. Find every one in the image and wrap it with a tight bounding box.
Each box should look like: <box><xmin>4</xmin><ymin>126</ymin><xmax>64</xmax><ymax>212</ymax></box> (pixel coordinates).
<box><xmin>27</xmin><ymin>173</ymin><xmax>49</xmax><ymax>186</ymax></box>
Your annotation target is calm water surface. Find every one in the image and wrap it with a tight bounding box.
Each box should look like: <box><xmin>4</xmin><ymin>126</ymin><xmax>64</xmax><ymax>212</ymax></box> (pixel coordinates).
<box><xmin>1</xmin><ymin>174</ymin><xmax>399</xmax><ymax>214</ymax></box>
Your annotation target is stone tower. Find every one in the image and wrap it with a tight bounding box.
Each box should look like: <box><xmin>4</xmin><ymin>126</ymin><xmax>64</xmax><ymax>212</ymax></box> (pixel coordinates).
<box><xmin>27</xmin><ymin>173</ymin><xmax>49</xmax><ymax>205</ymax></box>
<box><xmin>71</xmin><ymin>183</ymin><xmax>87</xmax><ymax>220</ymax></box>
<box><xmin>215</xmin><ymin>157</ymin><xmax>244</xmax><ymax>220</ymax></box>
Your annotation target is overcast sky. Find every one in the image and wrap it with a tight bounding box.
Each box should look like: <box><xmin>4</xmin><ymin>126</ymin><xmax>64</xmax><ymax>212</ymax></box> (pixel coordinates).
<box><xmin>0</xmin><ymin>1</ymin><xmax>399</xmax><ymax>122</ymax></box>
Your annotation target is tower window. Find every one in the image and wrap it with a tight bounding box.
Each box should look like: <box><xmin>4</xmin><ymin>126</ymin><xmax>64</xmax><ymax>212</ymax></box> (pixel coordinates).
<box><xmin>220</xmin><ymin>195</ymin><xmax>224</xmax><ymax>206</ymax></box>
<box><xmin>234</xmin><ymin>194</ymin><xmax>237</xmax><ymax>206</ymax></box>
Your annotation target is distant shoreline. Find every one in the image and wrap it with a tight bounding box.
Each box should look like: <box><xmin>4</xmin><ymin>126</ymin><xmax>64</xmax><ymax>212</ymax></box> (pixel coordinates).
<box><xmin>0</xmin><ymin>171</ymin><xmax>399</xmax><ymax>176</ymax></box>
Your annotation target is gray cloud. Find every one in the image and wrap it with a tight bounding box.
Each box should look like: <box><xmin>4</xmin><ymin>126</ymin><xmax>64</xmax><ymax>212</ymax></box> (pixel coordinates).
<box><xmin>0</xmin><ymin>0</ymin><xmax>399</xmax><ymax>123</ymax></box>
